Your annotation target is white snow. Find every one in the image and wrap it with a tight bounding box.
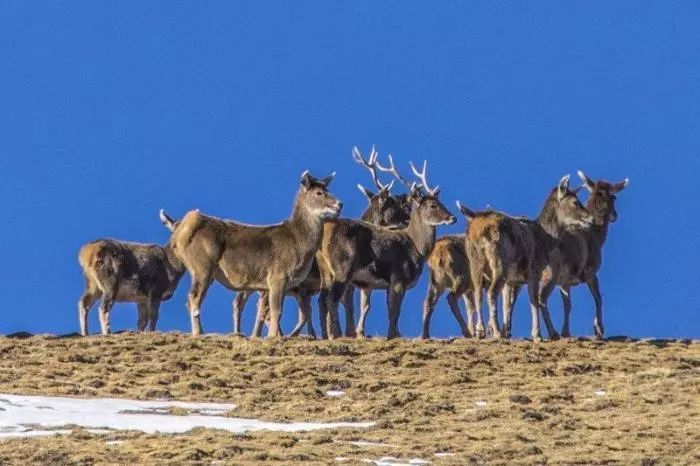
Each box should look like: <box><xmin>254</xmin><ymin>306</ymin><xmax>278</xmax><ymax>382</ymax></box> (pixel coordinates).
<box><xmin>348</xmin><ymin>440</ymin><xmax>398</xmax><ymax>447</ymax></box>
<box><xmin>326</xmin><ymin>390</ymin><xmax>346</xmax><ymax>397</ymax></box>
<box><xmin>474</xmin><ymin>400</ymin><xmax>488</xmax><ymax>407</ymax></box>
<box><xmin>362</xmin><ymin>457</ymin><xmax>430</xmax><ymax>466</ymax></box>
<box><xmin>594</xmin><ymin>389</ymin><xmax>606</xmax><ymax>396</ymax></box>
<box><xmin>0</xmin><ymin>393</ymin><xmax>374</xmax><ymax>439</ymax></box>
<box><xmin>434</xmin><ymin>452</ymin><xmax>455</xmax><ymax>457</ymax></box>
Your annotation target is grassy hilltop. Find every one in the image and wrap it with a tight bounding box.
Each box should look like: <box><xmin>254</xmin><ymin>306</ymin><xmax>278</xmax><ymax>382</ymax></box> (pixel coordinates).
<box><xmin>0</xmin><ymin>333</ymin><xmax>697</xmax><ymax>465</ymax></box>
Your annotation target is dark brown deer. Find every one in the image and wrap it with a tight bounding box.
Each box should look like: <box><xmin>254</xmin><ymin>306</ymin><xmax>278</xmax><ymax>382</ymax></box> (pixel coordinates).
<box><xmin>233</xmin><ymin>146</ymin><xmax>412</xmax><ymax>338</ymax></box>
<box><xmin>551</xmin><ymin>171</ymin><xmax>629</xmax><ymax>339</ymax></box>
<box><xmin>318</xmin><ymin>161</ymin><xmax>456</xmax><ymax>339</ymax></box>
<box><xmin>421</xmin><ymin>234</ymin><xmax>480</xmax><ymax>339</ymax></box>
<box><xmin>77</xmin><ymin>211</ymin><xmax>185</xmax><ymax>336</ymax></box>
<box><xmin>168</xmin><ymin>171</ymin><xmax>342</xmax><ymax>336</ymax></box>
<box><xmin>461</xmin><ymin>175</ymin><xmax>593</xmax><ymax>341</ymax></box>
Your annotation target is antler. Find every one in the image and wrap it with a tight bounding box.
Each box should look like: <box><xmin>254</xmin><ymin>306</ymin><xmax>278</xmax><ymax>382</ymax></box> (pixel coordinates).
<box><xmin>352</xmin><ymin>146</ymin><xmax>393</xmax><ymax>191</ymax></box>
<box><xmin>409</xmin><ymin>160</ymin><xmax>440</xmax><ymax>195</ymax></box>
<box><xmin>375</xmin><ymin>154</ymin><xmax>412</xmax><ymax>189</ymax></box>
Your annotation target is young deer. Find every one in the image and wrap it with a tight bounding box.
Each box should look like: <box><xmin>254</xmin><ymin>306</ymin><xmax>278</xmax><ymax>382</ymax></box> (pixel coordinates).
<box><xmin>552</xmin><ymin>171</ymin><xmax>629</xmax><ymax>339</ymax></box>
<box><xmin>422</xmin><ymin>234</ymin><xmax>479</xmax><ymax>339</ymax></box>
<box><xmin>77</xmin><ymin>211</ymin><xmax>185</xmax><ymax>336</ymax></box>
<box><xmin>460</xmin><ymin>175</ymin><xmax>593</xmax><ymax>342</ymax></box>
<box><xmin>233</xmin><ymin>146</ymin><xmax>411</xmax><ymax>338</ymax></box>
<box><xmin>168</xmin><ymin>171</ymin><xmax>342</xmax><ymax>337</ymax></box>
<box><xmin>318</xmin><ymin>161</ymin><xmax>456</xmax><ymax>339</ymax></box>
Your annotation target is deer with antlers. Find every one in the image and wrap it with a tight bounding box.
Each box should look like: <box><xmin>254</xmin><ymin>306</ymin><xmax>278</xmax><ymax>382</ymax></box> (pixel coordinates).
<box><xmin>166</xmin><ymin>171</ymin><xmax>341</xmax><ymax>337</ymax></box>
<box><xmin>318</xmin><ymin>159</ymin><xmax>455</xmax><ymax>339</ymax></box>
<box><xmin>231</xmin><ymin>147</ymin><xmax>412</xmax><ymax>338</ymax></box>
<box><xmin>458</xmin><ymin>176</ymin><xmax>594</xmax><ymax>341</ymax></box>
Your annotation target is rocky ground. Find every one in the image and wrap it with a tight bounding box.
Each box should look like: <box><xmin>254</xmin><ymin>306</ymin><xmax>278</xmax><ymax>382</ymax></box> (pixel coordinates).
<box><xmin>0</xmin><ymin>333</ymin><xmax>697</xmax><ymax>465</ymax></box>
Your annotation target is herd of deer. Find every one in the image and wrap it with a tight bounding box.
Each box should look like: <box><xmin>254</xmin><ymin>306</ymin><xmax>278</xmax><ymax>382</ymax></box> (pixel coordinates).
<box><xmin>78</xmin><ymin>147</ymin><xmax>628</xmax><ymax>342</ymax></box>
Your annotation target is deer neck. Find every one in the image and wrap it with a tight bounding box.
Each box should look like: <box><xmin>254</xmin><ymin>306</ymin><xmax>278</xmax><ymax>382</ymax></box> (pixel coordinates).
<box><xmin>289</xmin><ymin>198</ymin><xmax>325</xmax><ymax>251</ymax></box>
<box><xmin>405</xmin><ymin>209</ymin><xmax>436</xmax><ymax>259</ymax></box>
<box><xmin>535</xmin><ymin>193</ymin><xmax>565</xmax><ymax>239</ymax></box>
<box><xmin>164</xmin><ymin>243</ymin><xmax>186</xmax><ymax>277</ymax></box>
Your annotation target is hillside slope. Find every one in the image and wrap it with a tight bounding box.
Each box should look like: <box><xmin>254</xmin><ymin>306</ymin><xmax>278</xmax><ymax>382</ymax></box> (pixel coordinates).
<box><xmin>0</xmin><ymin>333</ymin><xmax>697</xmax><ymax>465</ymax></box>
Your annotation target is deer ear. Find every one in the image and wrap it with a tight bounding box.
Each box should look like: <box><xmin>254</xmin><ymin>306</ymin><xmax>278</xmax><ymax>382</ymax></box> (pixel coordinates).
<box><xmin>456</xmin><ymin>201</ymin><xmax>475</xmax><ymax>220</ymax></box>
<box><xmin>357</xmin><ymin>184</ymin><xmax>374</xmax><ymax>200</ymax></box>
<box><xmin>557</xmin><ymin>174</ymin><xmax>571</xmax><ymax>200</ymax></box>
<box><xmin>300</xmin><ymin>170</ymin><xmax>313</xmax><ymax>189</ymax></box>
<box><xmin>159</xmin><ymin>209</ymin><xmax>176</xmax><ymax>232</ymax></box>
<box><xmin>319</xmin><ymin>172</ymin><xmax>336</xmax><ymax>187</ymax></box>
<box><xmin>612</xmin><ymin>178</ymin><xmax>629</xmax><ymax>193</ymax></box>
<box><xmin>577</xmin><ymin>170</ymin><xmax>595</xmax><ymax>193</ymax></box>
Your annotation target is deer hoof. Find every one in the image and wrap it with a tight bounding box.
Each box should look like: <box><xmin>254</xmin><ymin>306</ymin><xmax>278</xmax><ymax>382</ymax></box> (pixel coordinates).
<box><xmin>532</xmin><ymin>335</ymin><xmax>543</xmax><ymax>343</ymax></box>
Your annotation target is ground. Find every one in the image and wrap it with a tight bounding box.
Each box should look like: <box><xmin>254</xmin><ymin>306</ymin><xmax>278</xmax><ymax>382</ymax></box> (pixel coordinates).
<box><xmin>0</xmin><ymin>333</ymin><xmax>697</xmax><ymax>465</ymax></box>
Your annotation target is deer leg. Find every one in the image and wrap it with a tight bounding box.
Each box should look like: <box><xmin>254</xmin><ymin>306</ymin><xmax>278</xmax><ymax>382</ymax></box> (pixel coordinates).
<box><xmin>469</xmin><ymin>262</ymin><xmax>486</xmax><ymax>339</ymax></box>
<box><xmin>305</xmin><ymin>292</ymin><xmax>317</xmax><ymax>338</ymax></box>
<box><xmin>422</xmin><ymin>282</ymin><xmax>441</xmax><ymax>339</ymax></box>
<box><xmin>186</xmin><ymin>274</ymin><xmax>211</xmax><ymax>336</ymax></box>
<box><xmin>387</xmin><ymin>282</ymin><xmax>405</xmax><ymax>340</ymax></box>
<box><xmin>252</xmin><ymin>291</ymin><xmax>269</xmax><ymax>338</ymax></box>
<box><xmin>341</xmin><ymin>286</ymin><xmax>357</xmax><ymax>338</ymax></box>
<box><xmin>289</xmin><ymin>292</ymin><xmax>314</xmax><ymax>338</ymax></box>
<box><xmin>326</xmin><ymin>282</ymin><xmax>345</xmax><ymax>339</ymax></box>
<box><xmin>501</xmin><ymin>284</ymin><xmax>521</xmax><ymax>338</ymax></box>
<box><xmin>232</xmin><ymin>291</ymin><xmax>251</xmax><ymax>335</ymax></box>
<box><xmin>266</xmin><ymin>279</ymin><xmax>286</xmax><ymax>338</ymax></box>
<box><xmin>447</xmin><ymin>292</ymin><xmax>470</xmax><ymax>338</ymax></box>
<box><xmin>78</xmin><ymin>287</ymin><xmax>100</xmax><ymax>336</ymax></box>
<box><xmin>356</xmin><ymin>289</ymin><xmax>372</xmax><ymax>338</ymax></box>
<box><xmin>527</xmin><ymin>280</ymin><xmax>542</xmax><ymax>342</ymax></box>
<box><xmin>462</xmin><ymin>293</ymin><xmax>477</xmax><ymax>338</ymax></box>
<box><xmin>137</xmin><ymin>302</ymin><xmax>149</xmax><ymax>332</ymax></box>
<box><xmin>318</xmin><ymin>289</ymin><xmax>330</xmax><ymax>339</ymax></box>
<box><xmin>587</xmin><ymin>275</ymin><xmax>604</xmax><ymax>340</ymax></box>
<box><xmin>147</xmin><ymin>298</ymin><xmax>160</xmax><ymax>332</ymax></box>
<box><xmin>560</xmin><ymin>285</ymin><xmax>572</xmax><ymax>337</ymax></box>
<box><xmin>538</xmin><ymin>280</ymin><xmax>560</xmax><ymax>340</ymax></box>
<box><xmin>98</xmin><ymin>287</ymin><xmax>117</xmax><ymax>336</ymax></box>
<box><xmin>486</xmin><ymin>276</ymin><xmax>504</xmax><ymax>339</ymax></box>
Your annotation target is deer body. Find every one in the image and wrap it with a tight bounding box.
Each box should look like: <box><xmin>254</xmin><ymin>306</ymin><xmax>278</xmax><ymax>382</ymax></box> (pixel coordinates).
<box><xmin>550</xmin><ymin>172</ymin><xmax>628</xmax><ymax>339</ymax></box>
<box><xmin>462</xmin><ymin>176</ymin><xmax>593</xmax><ymax>341</ymax></box>
<box><xmin>168</xmin><ymin>172</ymin><xmax>341</xmax><ymax>336</ymax></box>
<box><xmin>77</xmin><ymin>235</ymin><xmax>185</xmax><ymax>336</ymax></box>
<box><xmin>422</xmin><ymin>234</ymin><xmax>480</xmax><ymax>339</ymax></box>
<box><xmin>319</xmin><ymin>183</ymin><xmax>455</xmax><ymax>340</ymax></box>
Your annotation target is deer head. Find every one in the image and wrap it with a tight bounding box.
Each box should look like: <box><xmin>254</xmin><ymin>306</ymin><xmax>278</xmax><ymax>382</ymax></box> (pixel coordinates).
<box><xmin>578</xmin><ymin>170</ymin><xmax>629</xmax><ymax>225</ymax></box>
<box><xmin>353</xmin><ymin>146</ymin><xmax>411</xmax><ymax>227</ymax></box>
<box><xmin>406</xmin><ymin>160</ymin><xmax>455</xmax><ymax>226</ymax></box>
<box><xmin>551</xmin><ymin>174</ymin><xmax>594</xmax><ymax>231</ymax></box>
<box><xmin>299</xmin><ymin>171</ymin><xmax>342</xmax><ymax>219</ymax></box>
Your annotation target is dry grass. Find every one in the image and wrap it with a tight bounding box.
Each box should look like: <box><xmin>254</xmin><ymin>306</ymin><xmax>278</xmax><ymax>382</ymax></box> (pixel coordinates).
<box><xmin>0</xmin><ymin>333</ymin><xmax>698</xmax><ymax>465</ymax></box>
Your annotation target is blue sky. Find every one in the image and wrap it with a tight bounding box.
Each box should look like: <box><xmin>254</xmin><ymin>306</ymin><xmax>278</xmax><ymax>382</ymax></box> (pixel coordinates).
<box><xmin>1</xmin><ymin>1</ymin><xmax>698</xmax><ymax>338</ymax></box>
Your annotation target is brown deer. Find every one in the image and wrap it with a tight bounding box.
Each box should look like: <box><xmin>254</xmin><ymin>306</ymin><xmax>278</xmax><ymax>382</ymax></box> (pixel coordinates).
<box><xmin>460</xmin><ymin>175</ymin><xmax>593</xmax><ymax>341</ymax></box>
<box><xmin>318</xmin><ymin>161</ymin><xmax>456</xmax><ymax>339</ymax></box>
<box><xmin>422</xmin><ymin>234</ymin><xmax>480</xmax><ymax>339</ymax></box>
<box><xmin>233</xmin><ymin>146</ymin><xmax>411</xmax><ymax>338</ymax></box>
<box><xmin>551</xmin><ymin>171</ymin><xmax>629</xmax><ymax>339</ymax></box>
<box><xmin>77</xmin><ymin>211</ymin><xmax>185</xmax><ymax>336</ymax></box>
<box><xmin>167</xmin><ymin>171</ymin><xmax>342</xmax><ymax>336</ymax></box>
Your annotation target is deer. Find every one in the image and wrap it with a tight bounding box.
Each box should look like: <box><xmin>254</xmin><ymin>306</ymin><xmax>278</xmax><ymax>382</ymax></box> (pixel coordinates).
<box><xmin>549</xmin><ymin>171</ymin><xmax>629</xmax><ymax>339</ymax></box>
<box><xmin>318</xmin><ymin>160</ymin><xmax>456</xmax><ymax>340</ymax></box>
<box><xmin>232</xmin><ymin>146</ymin><xmax>412</xmax><ymax>339</ymax></box>
<box><xmin>77</xmin><ymin>211</ymin><xmax>185</xmax><ymax>336</ymax></box>
<box><xmin>421</xmin><ymin>234</ymin><xmax>480</xmax><ymax>339</ymax></box>
<box><xmin>459</xmin><ymin>175</ymin><xmax>594</xmax><ymax>342</ymax></box>
<box><xmin>166</xmin><ymin>171</ymin><xmax>342</xmax><ymax>337</ymax></box>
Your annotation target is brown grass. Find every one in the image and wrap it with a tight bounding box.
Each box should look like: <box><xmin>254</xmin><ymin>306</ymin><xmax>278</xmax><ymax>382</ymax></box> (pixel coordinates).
<box><xmin>0</xmin><ymin>333</ymin><xmax>698</xmax><ymax>465</ymax></box>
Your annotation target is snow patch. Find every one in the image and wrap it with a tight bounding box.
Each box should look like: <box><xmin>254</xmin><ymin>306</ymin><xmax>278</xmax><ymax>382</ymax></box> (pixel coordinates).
<box><xmin>0</xmin><ymin>393</ymin><xmax>374</xmax><ymax>439</ymax></box>
<box><xmin>362</xmin><ymin>457</ymin><xmax>430</xmax><ymax>466</ymax></box>
<box><xmin>474</xmin><ymin>400</ymin><xmax>488</xmax><ymax>407</ymax></box>
<box><xmin>594</xmin><ymin>390</ymin><xmax>606</xmax><ymax>396</ymax></box>
<box><xmin>349</xmin><ymin>440</ymin><xmax>398</xmax><ymax>447</ymax></box>
<box><xmin>326</xmin><ymin>390</ymin><xmax>346</xmax><ymax>397</ymax></box>
<box><xmin>434</xmin><ymin>452</ymin><xmax>455</xmax><ymax>457</ymax></box>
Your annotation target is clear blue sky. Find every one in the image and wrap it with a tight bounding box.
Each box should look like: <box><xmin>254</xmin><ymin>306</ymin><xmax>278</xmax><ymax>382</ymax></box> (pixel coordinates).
<box><xmin>1</xmin><ymin>2</ymin><xmax>698</xmax><ymax>338</ymax></box>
